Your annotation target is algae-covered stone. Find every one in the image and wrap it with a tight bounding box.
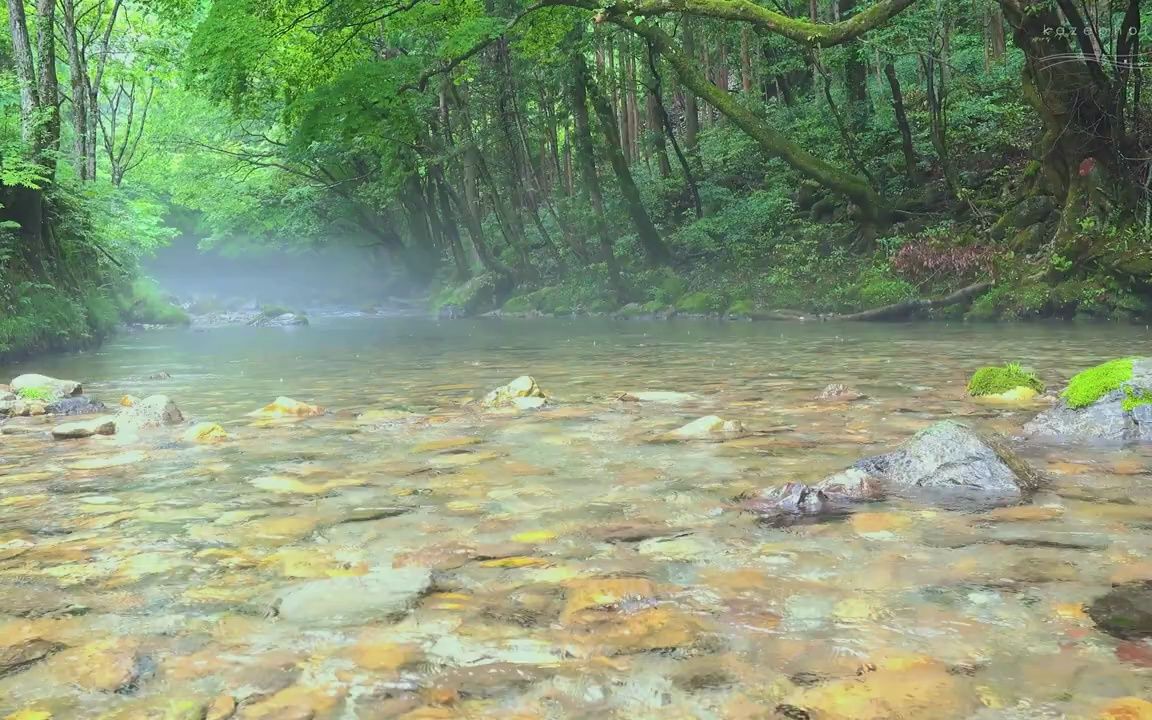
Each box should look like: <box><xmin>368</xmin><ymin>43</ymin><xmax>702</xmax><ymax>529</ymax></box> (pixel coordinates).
<box><xmin>1025</xmin><ymin>357</ymin><xmax>1152</xmax><ymax>442</ymax></box>
<box><xmin>967</xmin><ymin>363</ymin><xmax>1044</xmax><ymax>396</ymax></box>
<box><xmin>481</xmin><ymin>376</ymin><xmax>546</xmax><ymax>409</ymax></box>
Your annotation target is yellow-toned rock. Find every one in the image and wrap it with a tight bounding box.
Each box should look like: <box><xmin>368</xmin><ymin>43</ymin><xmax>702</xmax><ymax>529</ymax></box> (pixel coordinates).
<box><xmin>565</xmin><ymin>607</ymin><xmax>703</xmax><ymax>655</ymax></box>
<box><xmin>248</xmin><ymin>397</ymin><xmax>324</xmax><ymax>419</ymax></box>
<box><xmin>850</xmin><ymin>512</ymin><xmax>911</xmax><ymax>535</ymax></box>
<box><xmin>562</xmin><ymin>577</ymin><xmax>657</xmax><ymax>624</ymax></box>
<box><xmin>205</xmin><ymin>695</ymin><xmax>237</xmax><ymax>720</ymax></box>
<box><xmin>347</xmin><ymin>636</ymin><xmax>423</xmax><ymax>672</ymax></box>
<box><xmin>785</xmin><ymin>657</ymin><xmax>975</xmax><ymax>720</ymax></box>
<box><xmin>4</xmin><ymin>711</ymin><xmax>52</xmax><ymax>720</ymax></box>
<box><xmin>511</xmin><ymin>530</ymin><xmax>556</xmax><ymax>543</ymax></box>
<box><xmin>974</xmin><ymin>386</ymin><xmax>1040</xmax><ymax>404</ymax></box>
<box><xmin>480</xmin><ymin>376</ymin><xmax>546</xmax><ymax>409</ymax></box>
<box><xmin>234</xmin><ymin>684</ymin><xmax>345</xmax><ymax>720</ymax></box>
<box><xmin>1101</xmin><ymin>697</ymin><xmax>1152</xmax><ymax>720</ymax></box>
<box><xmin>49</xmin><ymin>638</ymin><xmax>142</xmax><ymax>693</ymax></box>
<box><xmin>184</xmin><ymin>422</ymin><xmax>229</xmax><ymax>443</ymax></box>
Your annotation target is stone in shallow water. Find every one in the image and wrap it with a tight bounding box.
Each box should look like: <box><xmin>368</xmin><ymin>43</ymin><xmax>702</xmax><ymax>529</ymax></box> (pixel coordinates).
<box><xmin>48</xmin><ymin>638</ymin><xmax>145</xmax><ymax>693</ymax></box>
<box><xmin>666</xmin><ymin>415</ymin><xmax>745</xmax><ymax>440</ymax></box>
<box><xmin>44</xmin><ymin>396</ymin><xmax>105</xmax><ymax>416</ymax></box>
<box><xmin>183</xmin><ymin>422</ymin><xmax>228</xmax><ymax>443</ymax></box>
<box><xmin>248</xmin><ymin>396</ymin><xmax>325</xmax><ymax>418</ymax></box>
<box><xmin>115</xmin><ymin>394</ymin><xmax>184</xmax><ymax>431</ymax></box>
<box><xmin>815</xmin><ymin>383</ymin><xmax>866</xmax><ymax>402</ymax></box>
<box><xmin>852</xmin><ymin>420</ymin><xmax>1042</xmax><ymax>500</ymax></box>
<box><xmin>0</xmin><ymin>637</ymin><xmax>64</xmax><ymax>678</ymax></box>
<box><xmin>1088</xmin><ymin>581</ymin><xmax>1152</xmax><ymax>639</ymax></box>
<box><xmin>10</xmin><ymin>374</ymin><xmax>81</xmax><ymax>401</ymax></box>
<box><xmin>629</xmin><ymin>391</ymin><xmax>694</xmax><ymax>404</ymax></box>
<box><xmin>481</xmin><ymin>375</ymin><xmax>546</xmax><ymax>408</ymax></box>
<box><xmin>275</xmin><ymin>567</ymin><xmax>432</xmax><ymax>625</ymax></box>
<box><xmin>51</xmin><ymin>416</ymin><xmax>116</xmax><ymax>439</ymax></box>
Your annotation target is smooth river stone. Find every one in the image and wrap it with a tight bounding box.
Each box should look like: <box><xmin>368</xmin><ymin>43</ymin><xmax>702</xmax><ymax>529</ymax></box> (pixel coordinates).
<box><xmin>275</xmin><ymin>567</ymin><xmax>432</xmax><ymax>625</ymax></box>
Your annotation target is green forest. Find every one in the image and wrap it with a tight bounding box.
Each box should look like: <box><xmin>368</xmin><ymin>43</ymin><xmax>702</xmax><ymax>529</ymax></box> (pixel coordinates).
<box><xmin>3</xmin><ymin>0</ymin><xmax>1151</xmax><ymax>356</ymax></box>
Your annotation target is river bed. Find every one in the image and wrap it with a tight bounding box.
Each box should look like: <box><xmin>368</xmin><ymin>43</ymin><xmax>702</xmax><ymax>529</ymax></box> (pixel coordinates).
<box><xmin>1</xmin><ymin>318</ymin><xmax>1151</xmax><ymax>718</ymax></box>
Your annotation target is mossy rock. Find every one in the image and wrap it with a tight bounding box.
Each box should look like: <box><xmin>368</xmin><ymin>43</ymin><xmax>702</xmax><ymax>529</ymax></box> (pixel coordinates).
<box><xmin>1062</xmin><ymin>357</ymin><xmax>1146</xmax><ymax>410</ymax></box>
<box><xmin>501</xmin><ymin>295</ymin><xmax>535</xmax><ymax>314</ymax></box>
<box><xmin>726</xmin><ymin>299</ymin><xmax>756</xmax><ymax>317</ymax></box>
<box><xmin>676</xmin><ymin>292</ymin><xmax>728</xmax><ymax>314</ymax></box>
<box><xmin>967</xmin><ymin>363</ymin><xmax>1045</xmax><ymax>397</ymax></box>
<box><xmin>434</xmin><ymin>273</ymin><xmax>510</xmax><ymax>317</ymax></box>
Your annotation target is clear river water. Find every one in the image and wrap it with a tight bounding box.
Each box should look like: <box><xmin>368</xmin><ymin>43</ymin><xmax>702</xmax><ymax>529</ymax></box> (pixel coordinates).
<box><xmin>1</xmin><ymin>317</ymin><xmax>1151</xmax><ymax>719</ymax></box>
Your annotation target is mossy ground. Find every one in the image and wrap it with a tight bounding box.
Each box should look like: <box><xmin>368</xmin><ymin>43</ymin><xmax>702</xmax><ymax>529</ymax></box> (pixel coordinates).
<box><xmin>967</xmin><ymin>363</ymin><xmax>1045</xmax><ymax>396</ymax></box>
<box><xmin>122</xmin><ymin>279</ymin><xmax>190</xmax><ymax>326</ymax></box>
<box><xmin>1062</xmin><ymin>357</ymin><xmax>1136</xmax><ymax>409</ymax></box>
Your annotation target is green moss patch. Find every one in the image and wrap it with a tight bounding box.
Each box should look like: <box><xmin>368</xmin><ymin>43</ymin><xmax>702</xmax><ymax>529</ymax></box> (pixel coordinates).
<box><xmin>676</xmin><ymin>292</ymin><xmax>728</xmax><ymax>314</ymax></box>
<box><xmin>967</xmin><ymin>363</ymin><xmax>1045</xmax><ymax>396</ymax></box>
<box><xmin>1062</xmin><ymin>357</ymin><xmax>1136</xmax><ymax>409</ymax></box>
<box><xmin>16</xmin><ymin>386</ymin><xmax>53</xmax><ymax>402</ymax></box>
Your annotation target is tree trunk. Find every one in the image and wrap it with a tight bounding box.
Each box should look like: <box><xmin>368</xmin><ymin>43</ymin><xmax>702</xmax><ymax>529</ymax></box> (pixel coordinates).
<box><xmin>586</xmin><ymin>69</ymin><xmax>673</xmax><ymax>266</ymax></box>
<box><xmin>883</xmin><ymin>62</ymin><xmax>918</xmax><ymax>184</ymax></box>
<box><xmin>35</xmin><ymin>0</ymin><xmax>60</xmax><ymax>175</ymax></box>
<box><xmin>681</xmin><ymin>21</ymin><xmax>699</xmax><ymax>155</ymax></box>
<box><xmin>6</xmin><ymin>0</ymin><xmax>38</xmax><ymax>146</ymax></box>
<box><xmin>740</xmin><ymin>28</ymin><xmax>753</xmax><ymax>94</ymax></box>
<box><xmin>571</xmin><ymin>52</ymin><xmax>625</xmax><ymax>301</ymax></box>
<box><xmin>631</xmin><ymin>23</ymin><xmax>883</xmax><ymax>220</ymax></box>
<box><xmin>61</xmin><ymin>0</ymin><xmax>89</xmax><ymax>179</ymax></box>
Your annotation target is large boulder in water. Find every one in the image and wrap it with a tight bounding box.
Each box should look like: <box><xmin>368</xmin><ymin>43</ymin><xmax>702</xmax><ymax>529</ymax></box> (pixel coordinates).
<box><xmin>275</xmin><ymin>567</ymin><xmax>432</xmax><ymax>626</ymax></box>
<box><xmin>10</xmin><ymin>374</ymin><xmax>82</xmax><ymax>402</ymax></box>
<box><xmin>1025</xmin><ymin>357</ymin><xmax>1152</xmax><ymax>443</ymax></box>
<box><xmin>746</xmin><ymin>422</ymin><xmax>1038</xmax><ymax>523</ymax></box>
<box><xmin>852</xmin><ymin>420</ymin><xmax>1042</xmax><ymax>499</ymax></box>
<box><xmin>115</xmin><ymin>394</ymin><xmax>184</xmax><ymax>431</ymax></box>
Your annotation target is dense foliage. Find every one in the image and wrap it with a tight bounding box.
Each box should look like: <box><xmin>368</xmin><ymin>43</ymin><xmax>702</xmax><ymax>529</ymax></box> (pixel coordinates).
<box><xmin>4</xmin><ymin>0</ymin><xmax>1152</xmax><ymax>357</ymax></box>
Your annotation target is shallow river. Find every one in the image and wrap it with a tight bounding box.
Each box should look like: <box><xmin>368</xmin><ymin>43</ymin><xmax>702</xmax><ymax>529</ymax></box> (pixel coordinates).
<box><xmin>2</xmin><ymin>318</ymin><xmax>1152</xmax><ymax>719</ymax></box>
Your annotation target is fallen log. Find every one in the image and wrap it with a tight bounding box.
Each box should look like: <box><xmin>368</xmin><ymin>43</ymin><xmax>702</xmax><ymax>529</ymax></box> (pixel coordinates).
<box><xmin>757</xmin><ymin>281</ymin><xmax>992</xmax><ymax>322</ymax></box>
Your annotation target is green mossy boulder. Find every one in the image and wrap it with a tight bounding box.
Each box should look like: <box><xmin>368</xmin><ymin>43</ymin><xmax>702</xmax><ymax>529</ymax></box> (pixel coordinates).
<box><xmin>967</xmin><ymin>363</ymin><xmax>1045</xmax><ymax>397</ymax></box>
<box><xmin>1025</xmin><ymin>357</ymin><xmax>1152</xmax><ymax>442</ymax></box>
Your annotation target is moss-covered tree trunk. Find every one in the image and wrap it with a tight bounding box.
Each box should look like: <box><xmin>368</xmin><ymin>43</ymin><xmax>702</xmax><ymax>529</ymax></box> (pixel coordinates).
<box><xmin>626</xmin><ymin>22</ymin><xmax>884</xmax><ymax>221</ymax></box>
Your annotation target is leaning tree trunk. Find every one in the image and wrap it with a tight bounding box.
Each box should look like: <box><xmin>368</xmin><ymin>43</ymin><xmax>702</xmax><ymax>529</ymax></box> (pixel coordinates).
<box><xmin>586</xmin><ymin>68</ymin><xmax>674</xmax><ymax>266</ymax></box>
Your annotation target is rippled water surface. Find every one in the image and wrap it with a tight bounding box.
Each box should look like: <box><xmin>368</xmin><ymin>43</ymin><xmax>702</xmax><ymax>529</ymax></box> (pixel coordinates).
<box><xmin>2</xmin><ymin>318</ymin><xmax>1152</xmax><ymax>719</ymax></box>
